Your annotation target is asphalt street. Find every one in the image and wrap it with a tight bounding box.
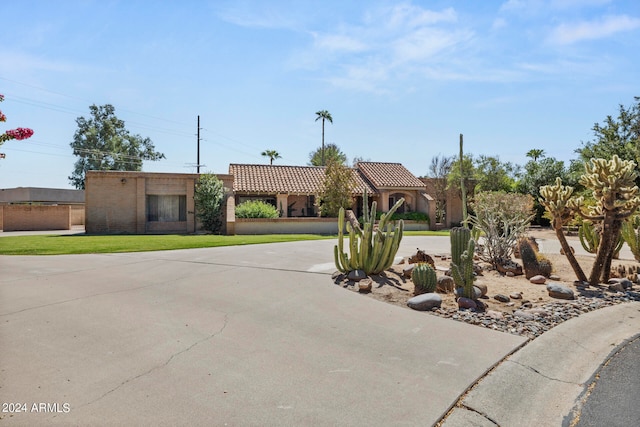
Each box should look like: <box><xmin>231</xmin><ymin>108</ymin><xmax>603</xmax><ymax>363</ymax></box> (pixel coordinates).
<box><xmin>575</xmin><ymin>336</ymin><xmax>640</xmax><ymax>427</ymax></box>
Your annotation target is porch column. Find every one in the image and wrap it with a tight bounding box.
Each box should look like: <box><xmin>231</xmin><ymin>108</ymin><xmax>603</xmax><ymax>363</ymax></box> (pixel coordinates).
<box><xmin>277</xmin><ymin>193</ymin><xmax>288</xmax><ymax>217</ymax></box>
<box><xmin>379</xmin><ymin>191</ymin><xmax>390</xmax><ymax>212</ymax></box>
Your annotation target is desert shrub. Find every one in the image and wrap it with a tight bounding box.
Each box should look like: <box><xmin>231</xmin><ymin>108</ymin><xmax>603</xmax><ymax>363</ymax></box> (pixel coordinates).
<box><xmin>470</xmin><ymin>191</ymin><xmax>534</xmax><ymax>268</ymax></box>
<box><xmin>235</xmin><ymin>200</ymin><xmax>279</xmax><ymax>218</ymax></box>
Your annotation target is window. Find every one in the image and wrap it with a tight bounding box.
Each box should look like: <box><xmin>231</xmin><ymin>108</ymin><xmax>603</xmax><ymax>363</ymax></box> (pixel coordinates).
<box><xmin>147</xmin><ymin>195</ymin><xmax>186</xmax><ymax>222</ymax></box>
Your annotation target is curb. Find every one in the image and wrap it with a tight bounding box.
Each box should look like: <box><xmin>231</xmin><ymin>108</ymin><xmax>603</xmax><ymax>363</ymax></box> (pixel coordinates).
<box><xmin>440</xmin><ymin>302</ymin><xmax>640</xmax><ymax>426</ymax></box>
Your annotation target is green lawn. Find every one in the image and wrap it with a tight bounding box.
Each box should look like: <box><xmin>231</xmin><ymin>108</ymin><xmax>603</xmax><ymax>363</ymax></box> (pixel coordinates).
<box><xmin>0</xmin><ymin>230</ymin><xmax>450</xmax><ymax>255</ymax></box>
<box><xmin>0</xmin><ymin>234</ymin><xmax>335</xmax><ymax>255</ymax></box>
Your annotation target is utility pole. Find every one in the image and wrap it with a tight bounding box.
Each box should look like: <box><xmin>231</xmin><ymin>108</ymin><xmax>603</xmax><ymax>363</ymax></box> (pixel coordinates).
<box><xmin>197</xmin><ymin>115</ymin><xmax>201</xmax><ymax>174</ymax></box>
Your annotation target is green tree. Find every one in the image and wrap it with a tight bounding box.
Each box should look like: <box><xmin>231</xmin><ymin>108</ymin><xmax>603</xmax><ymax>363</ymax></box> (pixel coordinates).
<box><xmin>575</xmin><ymin>97</ymin><xmax>640</xmax><ymax>181</ymax></box>
<box><xmin>315</xmin><ymin>109</ymin><xmax>333</xmax><ymax>166</ymax></box>
<box><xmin>474</xmin><ymin>155</ymin><xmax>520</xmax><ymax>192</ymax></box>
<box><xmin>316</xmin><ymin>159</ymin><xmax>354</xmax><ymax>217</ymax></box>
<box><xmin>526</xmin><ymin>149</ymin><xmax>545</xmax><ymax>161</ymax></box>
<box><xmin>69</xmin><ymin>104</ymin><xmax>165</xmax><ymax>189</ymax></box>
<box><xmin>446</xmin><ymin>154</ymin><xmax>475</xmax><ymax>194</ymax></box>
<box><xmin>517</xmin><ymin>156</ymin><xmax>575</xmax><ymax>225</ymax></box>
<box><xmin>308</xmin><ymin>143</ymin><xmax>347</xmax><ymax>166</ymax></box>
<box><xmin>194</xmin><ymin>173</ymin><xmax>226</xmax><ymax>233</ymax></box>
<box><xmin>426</xmin><ymin>154</ymin><xmax>454</xmax><ymax>223</ymax></box>
<box><xmin>261</xmin><ymin>149</ymin><xmax>281</xmax><ymax>165</ymax></box>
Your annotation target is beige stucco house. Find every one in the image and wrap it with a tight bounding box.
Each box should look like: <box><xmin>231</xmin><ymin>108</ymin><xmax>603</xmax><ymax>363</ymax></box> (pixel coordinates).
<box><xmin>84</xmin><ymin>162</ymin><xmax>463</xmax><ymax>234</ymax></box>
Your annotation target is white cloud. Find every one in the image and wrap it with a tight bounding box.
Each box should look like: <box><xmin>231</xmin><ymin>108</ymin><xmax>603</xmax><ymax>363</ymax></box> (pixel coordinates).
<box><xmin>386</xmin><ymin>4</ymin><xmax>457</xmax><ymax>30</ymax></box>
<box><xmin>312</xmin><ymin>33</ymin><xmax>368</xmax><ymax>53</ymax></box>
<box><xmin>548</xmin><ymin>14</ymin><xmax>640</xmax><ymax>44</ymax></box>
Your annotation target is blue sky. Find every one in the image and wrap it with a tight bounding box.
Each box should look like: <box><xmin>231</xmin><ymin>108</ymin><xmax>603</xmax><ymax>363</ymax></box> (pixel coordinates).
<box><xmin>1</xmin><ymin>0</ymin><xmax>639</xmax><ymax>189</ymax></box>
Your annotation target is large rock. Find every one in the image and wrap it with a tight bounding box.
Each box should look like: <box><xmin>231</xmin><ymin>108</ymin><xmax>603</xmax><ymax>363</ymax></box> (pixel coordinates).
<box><xmin>358</xmin><ymin>278</ymin><xmax>373</xmax><ymax>293</ymax></box>
<box><xmin>494</xmin><ymin>294</ymin><xmax>510</xmax><ymax>303</ymax></box>
<box><xmin>457</xmin><ymin>297</ymin><xmax>477</xmax><ymax>310</ymax></box>
<box><xmin>348</xmin><ymin>270</ymin><xmax>367</xmax><ymax>282</ymax></box>
<box><xmin>408</xmin><ymin>249</ymin><xmax>436</xmax><ymax>268</ymax></box>
<box><xmin>474</xmin><ymin>282</ymin><xmax>488</xmax><ymax>297</ymax></box>
<box><xmin>436</xmin><ymin>275</ymin><xmax>455</xmax><ymax>293</ymax></box>
<box><xmin>529</xmin><ymin>275</ymin><xmax>547</xmax><ymax>285</ymax></box>
<box><xmin>403</xmin><ymin>264</ymin><xmax>415</xmax><ymax>278</ymax></box>
<box><xmin>407</xmin><ymin>293</ymin><xmax>442</xmax><ymax>311</ymax></box>
<box><xmin>455</xmin><ymin>286</ymin><xmax>482</xmax><ymax>299</ymax></box>
<box><xmin>547</xmin><ymin>283</ymin><xmax>575</xmax><ymax>300</ymax></box>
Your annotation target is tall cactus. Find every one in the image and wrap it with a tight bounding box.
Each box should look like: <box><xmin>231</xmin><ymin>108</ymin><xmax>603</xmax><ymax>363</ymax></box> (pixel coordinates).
<box><xmin>621</xmin><ymin>215</ymin><xmax>640</xmax><ymax>262</ymax></box>
<box><xmin>541</xmin><ymin>156</ymin><xmax>640</xmax><ymax>285</ymax></box>
<box><xmin>579</xmin><ymin>221</ymin><xmax>623</xmax><ymax>258</ymax></box>
<box><xmin>540</xmin><ymin>177</ymin><xmax>588</xmax><ymax>283</ymax></box>
<box><xmin>334</xmin><ymin>197</ymin><xmax>405</xmax><ymax>275</ymax></box>
<box><xmin>451</xmin><ymin>227</ymin><xmax>471</xmax><ymax>267</ymax></box>
<box><xmin>450</xmin><ymin>227</ymin><xmax>476</xmax><ymax>299</ymax></box>
<box><xmin>412</xmin><ymin>263</ymin><xmax>437</xmax><ymax>295</ymax></box>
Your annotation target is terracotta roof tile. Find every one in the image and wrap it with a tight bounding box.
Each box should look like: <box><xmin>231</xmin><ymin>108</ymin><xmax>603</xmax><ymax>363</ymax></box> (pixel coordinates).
<box><xmin>229</xmin><ymin>164</ymin><xmax>376</xmax><ymax>195</ymax></box>
<box><xmin>355</xmin><ymin>162</ymin><xmax>425</xmax><ymax>188</ymax></box>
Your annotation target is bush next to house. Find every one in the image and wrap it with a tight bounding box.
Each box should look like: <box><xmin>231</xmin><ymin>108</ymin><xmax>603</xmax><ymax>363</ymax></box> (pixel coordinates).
<box><xmin>194</xmin><ymin>173</ymin><xmax>226</xmax><ymax>233</ymax></box>
<box><xmin>235</xmin><ymin>200</ymin><xmax>279</xmax><ymax>218</ymax></box>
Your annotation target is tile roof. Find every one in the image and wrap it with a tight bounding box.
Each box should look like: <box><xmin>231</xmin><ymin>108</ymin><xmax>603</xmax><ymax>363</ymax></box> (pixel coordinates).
<box><xmin>229</xmin><ymin>164</ymin><xmax>377</xmax><ymax>195</ymax></box>
<box><xmin>355</xmin><ymin>162</ymin><xmax>426</xmax><ymax>188</ymax></box>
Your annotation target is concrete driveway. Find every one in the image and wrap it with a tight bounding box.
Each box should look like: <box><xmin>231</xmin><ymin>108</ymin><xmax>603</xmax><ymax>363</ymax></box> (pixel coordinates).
<box><xmin>0</xmin><ymin>237</ymin><xmax>525</xmax><ymax>426</ymax></box>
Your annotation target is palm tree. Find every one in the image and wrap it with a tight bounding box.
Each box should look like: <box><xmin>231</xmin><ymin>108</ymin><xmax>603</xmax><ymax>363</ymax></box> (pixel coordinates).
<box><xmin>315</xmin><ymin>110</ymin><xmax>333</xmax><ymax>166</ymax></box>
<box><xmin>261</xmin><ymin>149</ymin><xmax>281</xmax><ymax>165</ymax></box>
<box><xmin>526</xmin><ymin>149</ymin><xmax>545</xmax><ymax>161</ymax></box>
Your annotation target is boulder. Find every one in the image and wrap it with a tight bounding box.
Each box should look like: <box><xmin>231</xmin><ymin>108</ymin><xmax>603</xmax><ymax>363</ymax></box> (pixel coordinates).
<box><xmin>408</xmin><ymin>249</ymin><xmax>436</xmax><ymax>268</ymax></box>
<box><xmin>402</xmin><ymin>264</ymin><xmax>415</xmax><ymax>278</ymax></box>
<box><xmin>608</xmin><ymin>282</ymin><xmax>625</xmax><ymax>292</ymax></box>
<box><xmin>436</xmin><ymin>275</ymin><xmax>455</xmax><ymax>293</ymax></box>
<box><xmin>494</xmin><ymin>294</ymin><xmax>510</xmax><ymax>303</ymax></box>
<box><xmin>407</xmin><ymin>293</ymin><xmax>442</xmax><ymax>311</ymax></box>
<box><xmin>608</xmin><ymin>278</ymin><xmax>633</xmax><ymax>289</ymax></box>
<box><xmin>474</xmin><ymin>282</ymin><xmax>488</xmax><ymax>297</ymax></box>
<box><xmin>529</xmin><ymin>275</ymin><xmax>546</xmax><ymax>285</ymax></box>
<box><xmin>455</xmin><ymin>287</ymin><xmax>482</xmax><ymax>299</ymax></box>
<box><xmin>358</xmin><ymin>278</ymin><xmax>373</xmax><ymax>293</ymax></box>
<box><xmin>547</xmin><ymin>283</ymin><xmax>575</xmax><ymax>300</ymax></box>
<box><xmin>457</xmin><ymin>297</ymin><xmax>477</xmax><ymax>310</ymax></box>
<box><xmin>510</xmin><ymin>292</ymin><xmax>523</xmax><ymax>300</ymax></box>
<box><xmin>348</xmin><ymin>270</ymin><xmax>367</xmax><ymax>282</ymax></box>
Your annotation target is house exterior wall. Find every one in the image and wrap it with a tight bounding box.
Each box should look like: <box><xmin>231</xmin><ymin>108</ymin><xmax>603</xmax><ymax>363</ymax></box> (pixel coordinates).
<box><xmin>70</xmin><ymin>205</ymin><xmax>85</xmax><ymax>226</ymax></box>
<box><xmin>85</xmin><ymin>171</ymin><xmax>233</xmax><ymax>234</ymax></box>
<box><xmin>1</xmin><ymin>205</ymin><xmax>71</xmax><ymax>231</ymax></box>
<box><xmin>235</xmin><ymin>218</ymin><xmax>339</xmax><ymax>235</ymax></box>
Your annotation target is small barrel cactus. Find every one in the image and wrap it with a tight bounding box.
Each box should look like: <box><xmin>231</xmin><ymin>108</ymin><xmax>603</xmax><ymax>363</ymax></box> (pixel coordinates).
<box><xmin>413</xmin><ymin>263</ymin><xmax>437</xmax><ymax>295</ymax></box>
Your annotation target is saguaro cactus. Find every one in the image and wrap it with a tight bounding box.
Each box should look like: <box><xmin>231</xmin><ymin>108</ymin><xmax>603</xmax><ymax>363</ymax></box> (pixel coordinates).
<box><xmin>334</xmin><ymin>197</ymin><xmax>405</xmax><ymax>275</ymax></box>
<box><xmin>450</xmin><ymin>227</ymin><xmax>476</xmax><ymax>299</ymax></box>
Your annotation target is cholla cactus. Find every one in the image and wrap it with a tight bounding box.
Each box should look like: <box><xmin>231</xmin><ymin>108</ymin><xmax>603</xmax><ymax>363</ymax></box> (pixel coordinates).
<box><xmin>540</xmin><ymin>178</ymin><xmax>587</xmax><ymax>283</ymax></box>
<box><xmin>541</xmin><ymin>156</ymin><xmax>640</xmax><ymax>285</ymax></box>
